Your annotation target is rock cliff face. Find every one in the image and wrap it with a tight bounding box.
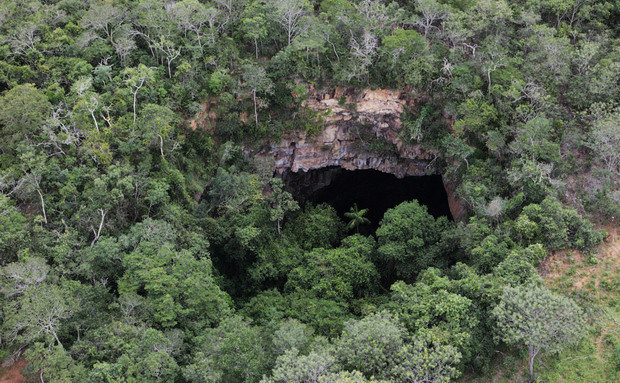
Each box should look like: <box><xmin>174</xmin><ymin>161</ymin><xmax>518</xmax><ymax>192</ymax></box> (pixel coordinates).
<box><xmin>251</xmin><ymin>87</ymin><xmax>467</xmax><ymax>220</ymax></box>
<box><xmin>257</xmin><ymin>87</ymin><xmax>438</xmax><ymax>178</ymax></box>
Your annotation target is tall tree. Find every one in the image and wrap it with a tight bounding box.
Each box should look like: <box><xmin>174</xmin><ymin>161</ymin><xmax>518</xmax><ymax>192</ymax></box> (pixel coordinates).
<box><xmin>123</xmin><ymin>64</ymin><xmax>155</xmax><ymax>124</ymax></box>
<box><xmin>336</xmin><ymin>311</ymin><xmax>406</xmax><ymax>378</ymax></box>
<box><xmin>270</xmin><ymin>0</ymin><xmax>311</xmax><ymax>46</ymax></box>
<box><xmin>241</xmin><ymin>1</ymin><xmax>269</xmax><ymax>58</ymax></box>
<box><xmin>171</xmin><ymin>0</ymin><xmax>219</xmax><ymax>53</ymax></box>
<box><xmin>267</xmin><ymin>178</ymin><xmax>299</xmax><ymax>234</ymax></box>
<box><xmin>588</xmin><ymin>104</ymin><xmax>620</xmax><ymax>174</ymax></box>
<box><xmin>376</xmin><ymin>200</ymin><xmax>450</xmax><ymax>281</ymax></box>
<box><xmin>492</xmin><ymin>284</ymin><xmax>586</xmax><ymax>380</ymax></box>
<box><xmin>2</xmin><ymin>281</ymin><xmax>75</xmax><ymax>348</ymax></box>
<box><xmin>344</xmin><ymin>203</ymin><xmax>370</xmax><ymax>233</ymax></box>
<box><xmin>412</xmin><ymin>0</ymin><xmax>452</xmax><ymax>37</ymax></box>
<box><xmin>240</xmin><ymin>62</ymin><xmax>273</xmax><ymax>130</ymax></box>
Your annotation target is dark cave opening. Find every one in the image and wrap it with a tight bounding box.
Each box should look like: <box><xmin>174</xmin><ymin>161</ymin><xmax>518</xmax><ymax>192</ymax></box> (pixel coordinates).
<box><xmin>283</xmin><ymin>167</ymin><xmax>453</xmax><ymax>235</ymax></box>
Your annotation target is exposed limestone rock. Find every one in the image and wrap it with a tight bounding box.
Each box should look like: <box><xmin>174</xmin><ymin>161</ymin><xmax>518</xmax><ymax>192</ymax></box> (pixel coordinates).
<box><xmin>256</xmin><ymin>87</ymin><xmax>438</xmax><ymax>179</ymax></box>
<box><xmin>250</xmin><ymin>87</ymin><xmax>467</xmax><ymax>220</ymax></box>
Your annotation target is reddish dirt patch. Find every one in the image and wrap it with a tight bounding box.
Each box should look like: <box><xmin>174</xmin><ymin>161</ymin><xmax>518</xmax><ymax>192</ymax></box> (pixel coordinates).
<box><xmin>539</xmin><ymin>225</ymin><xmax>619</xmax><ymax>286</ymax></box>
<box><xmin>0</xmin><ymin>358</ymin><xmax>26</xmax><ymax>383</ymax></box>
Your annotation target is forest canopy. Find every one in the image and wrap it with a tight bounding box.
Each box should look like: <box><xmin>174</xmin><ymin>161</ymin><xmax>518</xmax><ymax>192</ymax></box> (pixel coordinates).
<box><xmin>0</xmin><ymin>0</ymin><xmax>618</xmax><ymax>382</ymax></box>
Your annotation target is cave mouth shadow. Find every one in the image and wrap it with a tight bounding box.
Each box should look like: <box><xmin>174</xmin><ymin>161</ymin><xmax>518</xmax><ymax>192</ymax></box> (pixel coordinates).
<box><xmin>283</xmin><ymin>167</ymin><xmax>453</xmax><ymax>236</ymax></box>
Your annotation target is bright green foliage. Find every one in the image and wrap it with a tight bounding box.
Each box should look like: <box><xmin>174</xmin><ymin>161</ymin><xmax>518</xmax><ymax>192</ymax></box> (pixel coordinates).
<box><xmin>286</xmin><ymin>235</ymin><xmax>379</xmax><ymax>301</ymax></box>
<box><xmin>285</xmin><ymin>204</ymin><xmax>344</xmax><ymax>250</ymax></box>
<box><xmin>240</xmin><ymin>289</ymin><xmax>352</xmax><ymax>337</ymax></box>
<box><xmin>517</xmin><ymin>196</ymin><xmax>605</xmax><ymax>250</ymax></box>
<box><xmin>262</xmin><ymin>347</ymin><xmax>338</xmax><ymax>383</ymax></box>
<box><xmin>512</xmin><ymin>117</ymin><xmax>560</xmax><ymax>163</ymax></box>
<box><xmin>241</xmin><ymin>1</ymin><xmax>270</xmax><ymax>58</ymax></box>
<box><xmin>271</xmin><ymin>318</ymin><xmax>314</xmax><ymax>355</ymax></box>
<box><xmin>118</xmin><ymin>239</ymin><xmax>231</xmax><ymax>328</ymax></box>
<box><xmin>391</xmin><ymin>339</ymin><xmax>462</xmax><ymax>383</ymax></box>
<box><xmin>377</xmin><ymin>200</ymin><xmax>450</xmax><ymax>280</ymax></box>
<box><xmin>241</xmin><ymin>62</ymin><xmax>274</xmax><ymax>129</ymax></box>
<box><xmin>318</xmin><ymin>370</ymin><xmax>389</xmax><ymax>383</ymax></box>
<box><xmin>336</xmin><ymin>311</ymin><xmax>406</xmax><ymax>378</ymax></box>
<box><xmin>288</xmin><ymin>293</ymin><xmax>352</xmax><ymax>337</ymax></box>
<box><xmin>0</xmin><ymin>193</ymin><xmax>27</xmax><ymax>263</ymax></box>
<box><xmin>386</xmin><ymin>278</ymin><xmax>477</xmax><ymax>357</ymax></box>
<box><xmin>189</xmin><ymin>316</ymin><xmax>271</xmax><ymax>383</ymax></box>
<box><xmin>0</xmin><ymin>84</ymin><xmax>50</xmax><ymax>152</ymax></box>
<box><xmin>123</xmin><ymin>64</ymin><xmax>155</xmax><ymax>123</ymax></box>
<box><xmin>23</xmin><ymin>343</ymin><xmax>87</xmax><ymax>383</ymax></box>
<box><xmin>453</xmin><ymin>93</ymin><xmax>498</xmax><ymax>136</ymax></box>
<box><xmin>467</xmin><ymin>233</ymin><xmax>513</xmax><ymax>273</ymax></box>
<box><xmin>380</xmin><ymin>29</ymin><xmax>432</xmax><ymax>86</ymax></box>
<box><xmin>493</xmin><ymin>284</ymin><xmax>586</xmax><ymax>379</ymax></box>
<box><xmin>493</xmin><ymin>245</ymin><xmax>545</xmax><ymax>286</ymax></box>
<box><xmin>135</xmin><ymin>104</ymin><xmax>179</xmax><ymax>157</ymax></box>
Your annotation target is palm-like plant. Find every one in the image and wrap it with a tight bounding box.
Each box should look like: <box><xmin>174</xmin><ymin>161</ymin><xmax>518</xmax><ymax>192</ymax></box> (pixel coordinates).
<box><xmin>345</xmin><ymin>204</ymin><xmax>370</xmax><ymax>233</ymax></box>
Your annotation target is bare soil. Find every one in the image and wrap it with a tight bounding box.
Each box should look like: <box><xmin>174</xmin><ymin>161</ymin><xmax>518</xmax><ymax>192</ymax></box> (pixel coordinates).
<box><xmin>0</xmin><ymin>358</ymin><xmax>26</xmax><ymax>383</ymax></box>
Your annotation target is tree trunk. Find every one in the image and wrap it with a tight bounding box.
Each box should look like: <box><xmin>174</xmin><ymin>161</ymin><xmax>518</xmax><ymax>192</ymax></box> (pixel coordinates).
<box><xmin>528</xmin><ymin>346</ymin><xmax>539</xmax><ymax>380</ymax></box>
<box><xmin>91</xmin><ymin>209</ymin><xmax>106</xmax><ymax>246</ymax></box>
<box><xmin>133</xmin><ymin>92</ymin><xmax>137</xmax><ymax>124</ymax></box>
<box><xmin>253</xmin><ymin>91</ymin><xmax>259</xmax><ymax>129</ymax></box>
<box><xmin>487</xmin><ymin>68</ymin><xmax>492</xmax><ymax>94</ymax></box>
<box><xmin>52</xmin><ymin>331</ymin><xmax>63</xmax><ymax>349</ymax></box>
<box><xmin>254</xmin><ymin>38</ymin><xmax>259</xmax><ymax>58</ymax></box>
<box><xmin>36</xmin><ymin>189</ymin><xmax>47</xmax><ymax>224</ymax></box>
<box><xmin>90</xmin><ymin>110</ymin><xmax>99</xmax><ymax>132</ymax></box>
<box><xmin>157</xmin><ymin>133</ymin><xmax>165</xmax><ymax>157</ymax></box>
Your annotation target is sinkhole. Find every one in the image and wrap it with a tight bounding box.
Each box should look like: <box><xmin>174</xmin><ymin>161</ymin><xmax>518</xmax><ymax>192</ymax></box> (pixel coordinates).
<box><xmin>282</xmin><ymin>167</ymin><xmax>453</xmax><ymax>235</ymax></box>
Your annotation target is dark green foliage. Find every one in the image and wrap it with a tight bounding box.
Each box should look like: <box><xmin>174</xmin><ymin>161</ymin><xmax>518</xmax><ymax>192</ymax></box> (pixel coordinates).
<box><xmin>0</xmin><ymin>193</ymin><xmax>27</xmax><ymax>264</ymax></box>
<box><xmin>516</xmin><ymin>197</ymin><xmax>605</xmax><ymax>251</ymax></box>
<box><xmin>344</xmin><ymin>203</ymin><xmax>370</xmax><ymax>233</ymax></box>
<box><xmin>284</xmin><ymin>203</ymin><xmax>345</xmax><ymax>250</ymax></box>
<box><xmin>352</xmin><ymin>124</ymin><xmax>399</xmax><ymax>157</ymax></box>
<box><xmin>285</xmin><ymin>235</ymin><xmax>379</xmax><ymax>301</ymax></box>
<box><xmin>377</xmin><ymin>200</ymin><xmax>452</xmax><ymax>281</ymax></box>
<box><xmin>401</xmin><ymin>102</ymin><xmax>447</xmax><ymax>147</ymax></box>
<box><xmin>188</xmin><ymin>316</ymin><xmax>271</xmax><ymax>383</ymax></box>
<box><xmin>0</xmin><ymin>84</ymin><xmax>50</xmax><ymax>153</ymax></box>
<box><xmin>385</xmin><ymin>277</ymin><xmax>478</xmax><ymax>364</ymax></box>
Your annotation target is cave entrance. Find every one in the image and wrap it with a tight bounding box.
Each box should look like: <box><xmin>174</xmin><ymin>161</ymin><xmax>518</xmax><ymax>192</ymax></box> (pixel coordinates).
<box><xmin>282</xmin><ymin>167</ymin><xmax>453</xmax><ymax>235</ymax></box>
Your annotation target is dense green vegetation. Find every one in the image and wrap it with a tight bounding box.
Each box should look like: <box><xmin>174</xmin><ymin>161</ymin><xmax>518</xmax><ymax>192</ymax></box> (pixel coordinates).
<box><xmin>0</xmin><ymin>0</ymin><xmax>618</xmax><ymax>382</ymax></box>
